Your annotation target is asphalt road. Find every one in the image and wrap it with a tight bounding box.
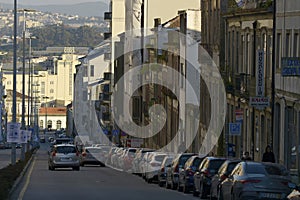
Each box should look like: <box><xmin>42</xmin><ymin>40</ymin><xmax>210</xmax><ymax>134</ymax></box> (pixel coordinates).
<box><xmin>11</xmin><ymin>142</ymin><xmax>199</xmax><ymax>200</ymax></box>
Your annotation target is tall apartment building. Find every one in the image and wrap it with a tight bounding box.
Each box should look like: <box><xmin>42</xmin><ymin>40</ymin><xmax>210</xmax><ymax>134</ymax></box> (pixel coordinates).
<box><xmin>274</xmin><ymin>0</ymin><xmax>300</xmax><ymax>180</ymax></box>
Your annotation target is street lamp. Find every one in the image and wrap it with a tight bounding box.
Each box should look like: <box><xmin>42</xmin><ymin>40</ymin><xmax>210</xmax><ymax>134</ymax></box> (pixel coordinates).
<box><xmin>18</xmin><ymin>8</ymin><xmax>36</xmax><ymax>161</ymax></box>
<box><xmin>27</xmin><ymin>35</ymin><xmax>38</xmax><ymax>128</ymax></box>
<box><xmin>43</xmin><ymin>96</ymin><xmax>49</xmax><ymax>134</ymax></box>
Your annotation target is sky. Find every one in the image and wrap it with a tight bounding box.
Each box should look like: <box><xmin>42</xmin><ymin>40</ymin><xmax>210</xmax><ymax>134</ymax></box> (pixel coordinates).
<box><xmin>0</xmin><ymin>0</ymin><xmax>109</xmax><ymax>5</ymax></box>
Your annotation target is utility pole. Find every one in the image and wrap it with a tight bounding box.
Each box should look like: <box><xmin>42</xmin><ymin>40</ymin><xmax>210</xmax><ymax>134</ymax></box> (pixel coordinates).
<box><xmin>12</xmin><ymin>0</ymin><xmax>17</xmax><ymax>165</ymax></box>
<box><xmin>21</xmin><ymin>10</ymin><xmax>26</xmax><ymax>161</ymax></box>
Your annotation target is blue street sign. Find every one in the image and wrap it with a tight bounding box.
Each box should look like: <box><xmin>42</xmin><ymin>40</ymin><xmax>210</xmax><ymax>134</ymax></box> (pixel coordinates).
<box><xmin>229</xmin><ymin>123</ymin><xmax>241</xmax><ymax>136</ymax></box>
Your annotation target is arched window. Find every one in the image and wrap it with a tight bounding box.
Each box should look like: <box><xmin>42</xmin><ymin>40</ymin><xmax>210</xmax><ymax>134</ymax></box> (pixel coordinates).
<box><xmin>56</xmin><ymin>120</ymin><xmax>62</xmax><ymax>130</ymax></box>
<box><xmin>47</xmin><ymin>120</ymin><xmax>52</xmax><ymax>129</ymax></box>
<box><xmin>40</xmin><ymin>120</ymin><xmax>44</xmax><ymax>128</ymax></box>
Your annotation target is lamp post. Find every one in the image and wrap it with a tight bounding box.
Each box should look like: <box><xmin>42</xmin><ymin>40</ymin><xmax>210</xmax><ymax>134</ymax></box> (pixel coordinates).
<box><xmin>11</xmin><ymin>0</ymin><xmax>17</xmax><ymax>165</ymax></box>
<box><xmin>19</xmin><ymin>8</ymin><xmax>36</xmax><ymax>161</ymax></box>
<box><xmin>43</xmin><ymin>96</ymin><xmax>49</xmax><ymax>134</ymax></box>
<box><xmin>27</xmin><ymin>35</ymin><xmax>38</xmax><ymax>128</ymax></box>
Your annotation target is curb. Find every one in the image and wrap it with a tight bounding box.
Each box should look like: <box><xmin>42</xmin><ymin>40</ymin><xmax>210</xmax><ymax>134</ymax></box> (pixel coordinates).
<box><xmin>8</xmin><ymin>149</ymin><xmax>38</xmax><ymax>199</ymax></box>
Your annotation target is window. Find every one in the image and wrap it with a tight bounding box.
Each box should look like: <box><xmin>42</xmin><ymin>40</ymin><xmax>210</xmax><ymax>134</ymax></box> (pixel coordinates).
<box><xmin>50</xmin><ymin>89</ymin><xmax>54</xmax><ymax>93</ymax></box>
<box><xmin>47</xmin><ymin>120</ymin><xmax>52</xmax><ymax>129</ymax></box>
<box><xmin>294</xmin><ymin>33</ymin><xmax>299</xmax><ymax>57</ymax></box>
<box><xmin>286</xmin><ymin>33</ymin><xmax>290</xmax><ymax>57</ymax></box>
<box><xmin>41</xmin><ymin>82</ymin><xmax>45</xmax><ymax>94</ymax></box>
<box><xmin>90</xmin><ymin>65</ymin><xmax>94</xmax><ymax>77</ymax></box>
<box><xmin>50</xmin><ymin>81</ymin><xmax>54</xmax><ymax>85</ymax></box>
<box><xmin>276</xmin><ymin>33</ymin><xmax>282</xmax><ymax>69</ymax></box>
<box><xmin>56</xmin><ymin>120</ymin><xmax>62</xmax><ymax>130</ymax></box>
<box><xmin>40</xmin><ymin>120</ymin><xmax>43</xmax><ymax>128</ymax></box>
<box><xmin>7</xmin><ymin>81</ymin><xmax>11</xmax><ymax>85</ymax></box>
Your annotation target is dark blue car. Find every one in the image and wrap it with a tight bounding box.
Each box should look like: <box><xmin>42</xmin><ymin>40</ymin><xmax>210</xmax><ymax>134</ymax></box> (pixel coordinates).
<box><xmin>178</xmin><ymin>155</ymin><xmax>206</xmax><ymax>193</ymax></box>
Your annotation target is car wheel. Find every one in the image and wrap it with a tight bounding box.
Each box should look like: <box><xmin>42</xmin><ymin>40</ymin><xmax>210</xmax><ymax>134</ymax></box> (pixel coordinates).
<box><xmin>217</xmin><ymin>188</ymin><xmax>223</xmax><ymax>200</ymax></box>
<box><xmin>147</xmin><ymin>178</ymin><xmax>152</xmax><ymax>184</ymax></box>
<box><xmin>81</xmin><ymin>163</ymin><xmax>84</xmax><ymax>167</ymax></box>
<box><xmin>158</xmin><ymin>181</ymin><xmax>164</xmax><ymax>187</ymax></box>
<box><xmin>210</xmin><ymin>186</ymin><xmax>217</xmax><ymax>200</ymax></box>
<box><xmin>192</xmin><ymin>185</ymin><xmax>199</xmax><ymax>197</ymax></box>
<box><xmin>48</xmin><ymin>165</ymin><xmax>53</xmax><ymax>171</ymax></box>
<box><xmin>166</xmin><ymin>180</ymin><xmax>171</xmax><ymax>189</ymax></box>
<box><xmin>73</xmin><ymin>166</ymin><xmax>80</xmax><ymax>171</ymax></box>
<box><xmin>177</xmin><ymin>183</ymin><xmax>183</xmax><ymax>192</ymax></box>
<box><xmin>183</xmin><ymin>183</ymin><xmax>189</xmax><ymax>194</ymax></box>
<box><xmin>171</xmin><ymin>181</ymin><xmax>177</xmax><ymax>190</ymax></box>
<box><xmin>199</xmin><ymin>182</ymin><xmax>206</xmax><ymax>199</ymax></box>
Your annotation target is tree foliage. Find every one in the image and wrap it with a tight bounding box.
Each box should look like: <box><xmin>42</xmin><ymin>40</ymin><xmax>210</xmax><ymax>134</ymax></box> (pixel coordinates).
<box><xmin>29</xmin><ymin>24</ymin><xmax>105</xmax><ymax>49</ymax></box>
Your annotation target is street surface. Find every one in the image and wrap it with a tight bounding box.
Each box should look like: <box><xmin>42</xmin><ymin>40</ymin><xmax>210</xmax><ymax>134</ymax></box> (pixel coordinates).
<box><xmin>10</xmin><ymin>141</ymin><xmax>198</xmax><ymax>200</ymax></box>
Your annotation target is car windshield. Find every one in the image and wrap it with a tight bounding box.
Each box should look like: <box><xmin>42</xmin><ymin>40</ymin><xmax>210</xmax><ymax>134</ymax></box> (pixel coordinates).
<box><xmin>56</xmin><ymin>146</ymin><xmax>77</xmax><ymax>154</ymax></box>
<box><xmin>155</xmin><ymin>155</ymin><xmax>166</xmax><ymax>162</ymax></box>
<box><xmin>246</xmin><ymin>164</ymin><xmax>289</xmax><ymax>176</ymax></box>
<box><xmin>179</xmin><ymin>155</ymin><xmax>194</xmax><ymax>166</ymax></box>
<box><xmin>193</xmin><ymin>157</ymin><xmax>203</xmax><ymax>167</ymax></box>
<box><xmin>209</xmin><ymin>160</ymin><xmax>225</xmax><ymax>170</ymax></box>
<box><xmin>86</xmin><ymin>148</ymin><xmax>102</xmax><ymax>153</ymax></box>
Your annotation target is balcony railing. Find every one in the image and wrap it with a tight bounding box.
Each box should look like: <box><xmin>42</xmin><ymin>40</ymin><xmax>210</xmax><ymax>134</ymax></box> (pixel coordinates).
<box><xmin>104</xmin><ymin>32</ymin><xmax>112</xmax><ymax>40</ymax></box>
<box><xmin>234</xmin><ymin>73</ymin><xmax>251</xmax><ymax>98</ymax></box>
<box><xmin>104</xmin><ymin>12</ymin><xmax>112</xmax><ymax>21</ymax></box>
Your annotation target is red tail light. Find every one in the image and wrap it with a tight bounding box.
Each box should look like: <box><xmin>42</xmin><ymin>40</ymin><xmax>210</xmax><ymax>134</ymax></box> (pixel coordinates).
<box><xmin>220</xmin><ymin>174</ymin><xmax>228</xmax><ymax>181</ymax></box>
<box><xmin>240</xmin><ymin>180</ymin><xmax>261</xmax><ymax>184</ymax></box>
<box><xmin>82</xmin><ymin>152</ymin><xmax>87</xmax><ymax>157</ymax></box>
<box><xmin>187</xmin><ymin>169</ymin><xmax>194</xmax><ymax>176</ymax></box>
<box><xmin>203</xmin><ymin>169</ymin><xmax>210</xmax><ymax>176</ymax></box>
<box><xmin>52</xmin><ymin>152</ymin><xmax>56</xmax><ymax>157</ymax></box>
<box><xmin>174</xmin><ymin>164</ymin><xmax>179</xmax><ymax>173</ymax></box>
<box><xmin>161</xmin><ymin>167</ymin><xmax>165</xmax><ymax>172</ymax></box>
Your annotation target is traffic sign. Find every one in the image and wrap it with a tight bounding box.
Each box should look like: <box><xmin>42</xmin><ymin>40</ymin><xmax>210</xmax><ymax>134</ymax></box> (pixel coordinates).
<box><xmin>20</xmin><ymin>130</ymin><xmax>27</xmax><ymax>144</ymax></box>
<box><xmin>7</xmin><ymin>122</ymin><xmax>21</xmax><ymax>143</ymax></box>
<box><xmin>249</xmin><ymin>97</ymin><xmax>270</xmax><ymax>109</ymax></box>
<box><xmin>235</xmin><ymin>109</ymin><xmax>243</xmax><ymax>122</ymax></box>
<box><xmin>229</xmin><ymin>123</ymin><xmax>241</xmax><ymax>136</ymax></box>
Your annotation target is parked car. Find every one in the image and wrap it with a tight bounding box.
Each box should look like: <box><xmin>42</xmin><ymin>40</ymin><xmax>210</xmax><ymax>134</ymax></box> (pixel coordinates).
<box><xmin>178</xmin><ymin>155</ymin><xmax>206</xmax><ymax>193</ymax></box>
<box><xmin>0</xmin><ymin>142</ymin><xmax>5</xmax><ymax>149</ymax></box>
<box><xmin>209</xmin><ymin>159</ymin><xmax>241</xmax><ymax>200</ymax></box>
<box><xmin>158</xmin><ymin>155</ymin><xmax>175</xmax><ymax>187</ymax></box>
<box><xmin>122</xmin><ymin>148</ymin><xmax>138</xmax><ymax>172</ymax></box>
<box><xmin>220</xmin><ymin>161</ymin><xmax>293</xmax><ymax>200</ymax></box>
<box><xmin>40</xmin><ymin>136</ymin><xmax>46</xmax><ymax>143</ymax></box>
<box><xmin>132</xmin><ymin>148</ymin><xmax>154</xmax><ymax>175</ymax></box>
<box><xmin>144</xmin><ymin>153</ymin><xmax>167</xmax><ymax>183</ymax></box>
<box><xmin>166</xmin><ymin>153</ymin><xmax>196</xmax><ymax>190</ymax></box>
<box><xmin>48</xmin><ymin>144</ymin><xmax>80</xmax><ymax>171</ymax></box>
<box><xmin>80</xmin><ymin>146</ymin><xmax>105</xmax><ymax>167</ymax></box>
<box><xmin>193</xmin><ymin>157</ymin><xmax>226</xmax><ymax>198</ymax></box>
<box><xmin>106</xmin><ymin>147</ymin><xmax>118</xmax><ymax>165</ymax></box>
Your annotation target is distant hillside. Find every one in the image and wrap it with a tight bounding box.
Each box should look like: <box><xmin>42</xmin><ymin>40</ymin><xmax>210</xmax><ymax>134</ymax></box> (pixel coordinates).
<box><xmin>0</xmin><ymin>1</ymin><xmax>108</xmax><ymax>17</ymax></box>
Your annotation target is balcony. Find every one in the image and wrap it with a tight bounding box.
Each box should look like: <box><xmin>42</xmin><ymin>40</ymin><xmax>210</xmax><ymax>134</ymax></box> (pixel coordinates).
<box><xmin>104</xmin><ymin>12</ymin><xmax>112</xmax><ymax>21</ymax></box>
<box><xmin>104</xmin><ymin>52</ymin><xmax>111</xmax><ymax>61</ymax></box>
<box><xmin>99</xmin><ymin>93</ymin><xmax>111</xmax><ymax>103</ymax></box>
<box><xmin>104</xmin><ymin>32</ymin><xmax>112</xmax><ymax>40</ymax></box>
<box><xmin>102</xmin><ymin>113</ymin><xmax>110</xmax><ymax>122</ymax></box>
<box><xmin>234</xmin><ymin>73</ymin><xmax>251</xmax><ymax>98</ymax></box>
<box><xmin>104</xmin><ymin>72</ymin><xmax>112</xmax><ymax>81</ymax></box>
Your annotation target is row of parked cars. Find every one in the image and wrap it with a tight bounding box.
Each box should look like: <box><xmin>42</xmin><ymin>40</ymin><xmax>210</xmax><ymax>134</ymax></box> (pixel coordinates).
<box><xmin>105</xmin><ymin>146</ymin><xmax>296</xmax><ymax>200</ymax></box>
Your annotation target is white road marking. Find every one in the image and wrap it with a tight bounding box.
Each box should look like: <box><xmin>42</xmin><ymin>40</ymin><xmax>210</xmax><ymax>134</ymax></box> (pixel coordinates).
<box><xmin>18</xmin><ymin>157</ymin><xmax>36</xmax><ymax>200</ymax></box>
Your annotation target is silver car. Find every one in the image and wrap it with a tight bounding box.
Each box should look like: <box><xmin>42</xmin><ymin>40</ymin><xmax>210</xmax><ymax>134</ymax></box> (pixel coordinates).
<box><xmin>80</xmin><ymin>147</ymin><xmax>105</xmax><ymax>167</ymax></box>
<box><xmin>48</xmin><ymin>144</ymin><xmax>80</xmax><ymax>171</ymax></box>
<box><xmin>220</xmin><ymin>161</ymin><xmax>293</xmax><ymax>200</ymax></box>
